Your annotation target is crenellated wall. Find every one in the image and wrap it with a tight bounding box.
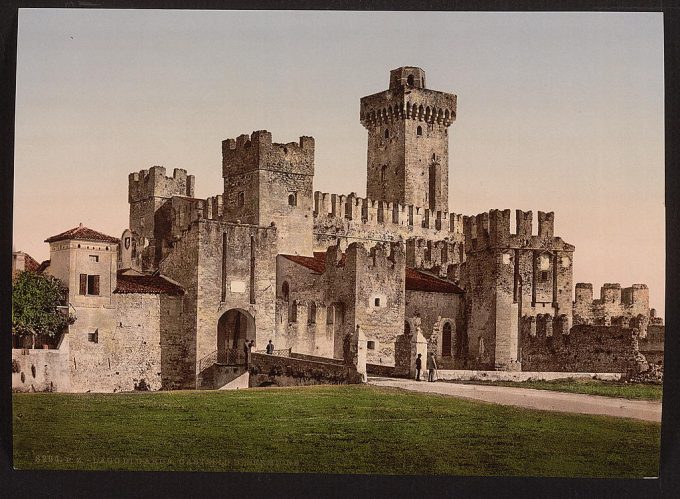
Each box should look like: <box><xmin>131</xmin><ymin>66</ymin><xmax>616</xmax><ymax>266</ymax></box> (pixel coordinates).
<box><xmin>573</xmin><ymin>282</ymin><xmax>653</xmax><ymax>329</ymax></box>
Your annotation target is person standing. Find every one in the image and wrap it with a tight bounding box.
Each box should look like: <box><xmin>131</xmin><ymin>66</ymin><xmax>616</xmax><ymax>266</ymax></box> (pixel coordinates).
<box><xmin>415</xmin><ymin>353</ymin><xmax>422</xmax><ymax>381</ymax></box>
<box><xmin>427</xmin><ymin>352</ymin><xmax>438</xmax><ymax>382</ymax></box>
<box><xmin>243</xmin><ymin>339</ymin><xmax>250</xmax><ymax>367</ymax></box>
<box><xmin>266</xmin><ymin>339</ymin><xmax>274</xmax><ymax>354</ymax></box>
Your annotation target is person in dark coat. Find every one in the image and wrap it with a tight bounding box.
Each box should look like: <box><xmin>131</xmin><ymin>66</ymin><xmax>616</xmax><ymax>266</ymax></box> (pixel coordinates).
<box><xmin>415</xmin><ymin>353</ymin><xmax>422</xmax><ymax>381</ymax></box>
<box><xmin>266</xmin><ymin>339</ymin><xmax>274</xmax><ymax>354</ymax></box>
<box><xmin>427</xmin><ymin>352</ymin><xmax>438</xmax><ymax>382</ymax></box>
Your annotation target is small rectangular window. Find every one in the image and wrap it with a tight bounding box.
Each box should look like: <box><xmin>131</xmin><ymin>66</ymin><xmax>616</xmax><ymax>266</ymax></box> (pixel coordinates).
<box><xmin>540</xmin><ymin>271</ymin><xmax>549</xmax><ymax>282</ymax></box>
<box><xmin>367</xmin><ymin>341</ymin><xmax>375</xmax><ymax>350</ymax></box>
<box><xmin>89</xmin><ymin>255</ymin><xmax>99</xmax><ymax>263</ymax></box>
<box><xmin>374</xmin><ymin>298</ymin><xmax>381</xmax><ymax>307</ymax></box>
<box><xmin>87</xmin><ymin>330</ymin><xmax>98</xmax><ymax>343</ymax></box>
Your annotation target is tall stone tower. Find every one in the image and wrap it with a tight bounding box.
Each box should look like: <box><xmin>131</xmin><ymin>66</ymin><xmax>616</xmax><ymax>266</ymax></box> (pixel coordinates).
<box><xmin>222</xmin><ymin>130</ymin><xmax>315</xmax><ymax>256</ymax></box>
<box><xmin>360</xmin><ymin>67</ymin><xmax>457</xmax><ymax>212</ymax></box>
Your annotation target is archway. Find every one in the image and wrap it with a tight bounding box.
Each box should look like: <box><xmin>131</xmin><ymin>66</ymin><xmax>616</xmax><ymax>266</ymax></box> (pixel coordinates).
<box><xmin>217</xmin><ymin>309</ymin><xmax>256</xmax><ymax>365</ymax></box>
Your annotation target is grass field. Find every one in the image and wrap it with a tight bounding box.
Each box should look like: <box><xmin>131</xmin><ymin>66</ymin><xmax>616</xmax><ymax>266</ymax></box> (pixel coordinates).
<box><xmin>448</xmin><ymin>379</ymin><xmax>663</xmax><ymax>401</ymax></box>
<box><xmin>13</xmin><ymin>385</ymin><xmax>660</xmax><ymax>477</ymax></box>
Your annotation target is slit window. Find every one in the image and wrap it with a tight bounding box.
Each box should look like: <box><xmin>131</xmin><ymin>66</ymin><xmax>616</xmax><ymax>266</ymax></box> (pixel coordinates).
<box><xmin>237</xmin><ymin>191</ymin><xmax>245</xmax><ymax>207</ymax></box>
<box><xmin>374</xmin><ymin>298</ymin><xmax>381</xmax><ymax>307</ymax></box>
<box><xmin>384</xmin><ymin>129</ymin><xmax>390</xmax><ymax>139</ymax></box>
<box><xmin>288</xmin><ymin>193</ymin><xmax>297</xmax><ymax>207</ymax></box>
<box><xmin>417</xmin><ymin>126</ymin><xmax>422</xmax><ymax>136</ymax></box>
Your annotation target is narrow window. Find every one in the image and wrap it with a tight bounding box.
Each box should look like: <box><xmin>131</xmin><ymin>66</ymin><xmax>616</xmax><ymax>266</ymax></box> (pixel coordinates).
<box><xmin>367</xmin><ymin>341</ymin><xmax>375</xmax><ymax>350</ymax></box>
<box><xmin>407</xmin><ymin>75</ymin><xmax>414</xmax><ymax>86</ymax></box>
<box><xmin>541</xmin><ymin>271</ymin><xmax>549</xmax><ymax>282</ymax></box>
<box><xmin>417</xmin><ymin>126</ymin><xmax>422</xmax><ymax>136</ymax></box>
<box><xmin>442</xmin><ymin>323</ymin><xmax>452</xmax><ymax>357</ymax></box>
<box><xmin>87</xmin><ymin>275</ymin><xmax>100</xmax><ymax>295</ymax></box>
<box><xmin>288</xmin><ymin>193</ymin><xmax>297</xmax><ymax>207</ymax></box>
<box><xmin>289</xmin><ymin>300</ymin><xmax>298</xmax><ymax>323</ymax></box>
<box><xmin>374</xmin><ymin>298</ymin><xmax>381</xmax><ymax>307</ymax></box>
<box><xmin>384</xmin><ymin>129</ymin><xmax>389</xmax><ymax>139</ymax></box>
<box><xmin>281</xmin><ymin>281</ymin><xmax>290</xmax><ymax>302</ymax></box>
<box><xmin>237</xmin><ymin>191</ymin><xmax>245</xmax><ymax>207</ymax></box>
<box><xmin>89</xmin><ymin>255</ymin><xmax>99</xmax><ymax>263</ymax></box>
<box><xmin>308</xmin><ymin>302</ymin><xmax>316</xmax><ymax>324</ymax></box>
<box><xmin>380</xmin><ymin>165</ymin><xmax>387</xmax><ymax>183</ymax></box>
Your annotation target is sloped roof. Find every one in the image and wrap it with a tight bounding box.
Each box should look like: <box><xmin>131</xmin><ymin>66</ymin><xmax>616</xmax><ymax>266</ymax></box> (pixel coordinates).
<box><xmin>114</xmin><ymin>273</ymin><xmax>185</xmax><ymax>296</ymax></box>
<box><xmin>45</xmin><ymin>224</ymin><xmax>119</xmax><ymax>244</ymax></box>
<box><xmin>14</xmin><ymin>251</ymin><xmax>41</xmax><ymax>272</ymax></box>
<box><xmin>36</xmin><ymin>260</ymin><xmax>51</xmax><ymax>274</ymax></box>
<box><xmin>281</xmin><ymin>251</ymin><xmax>463</xmax><ymax>294</ymax></box>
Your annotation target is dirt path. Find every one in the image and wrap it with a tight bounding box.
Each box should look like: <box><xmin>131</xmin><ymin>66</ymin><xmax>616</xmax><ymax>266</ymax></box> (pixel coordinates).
<box><xmin>368</xmin><ymin>377</ymin><xmax>662</xmax><ymax>422</ymax></box>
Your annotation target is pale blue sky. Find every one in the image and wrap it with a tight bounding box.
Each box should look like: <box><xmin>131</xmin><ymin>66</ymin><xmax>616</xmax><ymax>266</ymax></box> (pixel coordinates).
<box><xmin>13</xmin><ymin>10</ymin><xmax>665</xmax><ymax>313</ymax></box>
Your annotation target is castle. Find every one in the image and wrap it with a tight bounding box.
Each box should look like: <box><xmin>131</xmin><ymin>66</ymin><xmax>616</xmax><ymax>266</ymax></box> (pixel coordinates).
<box><xmin>11</xmin><ymin>67</ymin><xmax>664</xmax><ymax>392</ymax></box>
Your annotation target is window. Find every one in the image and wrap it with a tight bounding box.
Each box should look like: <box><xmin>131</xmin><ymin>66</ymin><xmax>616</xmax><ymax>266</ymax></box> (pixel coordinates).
<box><xmin>89</xmin><ymin>255</ymin><xmax>99</xmax><ymax>263</ymax></box>
<box><xmin>281</xmin><ymin>281</ymin><xmax>290</xmax><ymax>301</ymax></box>
<box><xmin>384</xmin><ymin>129</ymin><xmax>390</xmax><ymax>139</ymax></box>
<box><xmin>407</xmin><ymin>75</ymin><xmax>414</xmax><ymax>86</ymax></box>
<box><xmin>288</xmin><ymin>193</ymin><xmax>297</xmax><ymax>207</ymax></box>
<box><xmin>442</xmin><ymin>323</ymin><xmax>452</xmax><ymax>357</ymax></box>
<box><xmin>79</xmin><ymin>274</ymin><xmax>100</xmax><ymax>296</ymax></box>
<box><xmin>367</xmin><ymin>341</ymin><xmax>375</xmax><ymax>350</ymax></box>
<box><xmin>308</xmin><ymin>302</ymin><xmax>316</xmax><ymax>324</ymax></box>
<box><xmin>540</xmin><ymin>271</ymin><xmax>549</xmax><ymax>282</ymax></box>
<box><xmin>374</xmin><ymin>298</ymin><xmax>381</xmax><ymax>307</ymax></box>
<box><xmin>87</xmin><ymin>329</ymin><xmax>99</xmax><ymax>343</ymax></box>
<box><xmin>417</xmin><ymin>126</ymin><xmax>422</xmax><ymax>136</ymax></box>
<box><xmin>237</xmin><ymin>191</ymin><xmax>245</xmax><ymax>207</ymax></box>
<box><xmin>289</xmin><ymin>300</ymin><xmax>298</xmax><ymax>323</ymax></box>
<box><xmin>380</xmin><ymin>165</ymin><xmax>387</xmax><ymax>183</ymax></box>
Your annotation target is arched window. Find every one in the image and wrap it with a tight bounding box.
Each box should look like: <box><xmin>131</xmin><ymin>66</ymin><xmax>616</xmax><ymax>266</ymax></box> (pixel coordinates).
<box><xmin>407</xmin><ymin>75</ymin><xmax>414</xmax><ymax>86</ymax></box>
<box><xmin>237</xmin><ymin>191</ymin><xmax>245</xmax><ymax>207</ymax></box>
<box><xmin>281</xmin><ymin>281</ymin><xmax>290</xmax><ymax>302</ymax></box>
<box><xmin>380</xmin><ymin>165</ymin><xmax>387</xmax><ymax>183</ymax></box>
<box><xmin>384</xmin><ymin>129</ymin><xmax>390</xmax><ymax>139</ymax></box>
<box><xmin>288</xmin><ymin>193</ymin><xmax>297</xmax><ymax>207</ymax></box>
<box><xmin>417</xmin><ymin>125</ymin><xmax>422</xmax><ymax>136</ymax></box>
<box><xmin>308</xmin><ymin>302</ymin><xmax>316</xmax><ymax>324</ymax></box>
<box><xmin>442</xmin><ymin>322</ymin><xmax>452</xmax><ymax>357</ymax></box>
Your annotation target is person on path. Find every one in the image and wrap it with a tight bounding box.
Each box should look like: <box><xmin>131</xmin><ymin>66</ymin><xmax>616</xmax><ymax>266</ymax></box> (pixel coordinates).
<box><xmin>415</xmin><ymin>353</ymin><xmax>422</xmax><ymax>381</ymax></box>
<box><xmin>427</xmin><ymin>352</ymin><xmax>438</xmax><ymax>382</ymax></box>
<box><xmin>266</xmin><ymin>339</ymin><xmax>274</xmax><ymax>355</ymax></box>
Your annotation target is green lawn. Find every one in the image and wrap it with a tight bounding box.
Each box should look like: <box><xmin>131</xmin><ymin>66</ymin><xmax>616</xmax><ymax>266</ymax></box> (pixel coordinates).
<box><xmin>447</xmin><ymin>379</ymin><xmax>663</xmax><ymax>401</ymax></box>
<box><xmin>13</xmin><ymin>385</ymin><xmax>660</xmax><ymax>477</ymax></box>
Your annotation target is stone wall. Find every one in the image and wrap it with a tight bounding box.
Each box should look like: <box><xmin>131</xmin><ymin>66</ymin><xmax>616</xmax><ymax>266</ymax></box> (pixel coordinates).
<box><xmin>521</xmin><ymin>324</ymin><xmax>641</xmax><ymax>373</ymax></box>
<box><xmin>639</xmin><ymin>324</ymin><xmax>665</xmax><ymax>365</ymax></box>
<box><xmin>248</xmin><ymin>352</ymin><xmax>362</xmax><ymax>387</ymax></box>
<box><xmin>405</xmin><ymin>289</ymin><xmax>465</xmax><ymax>369</ymax></box>
<box><xmin>12</xmin><ymin>344</ymin><xmax>71</xmax><ymax>392</ymax></box>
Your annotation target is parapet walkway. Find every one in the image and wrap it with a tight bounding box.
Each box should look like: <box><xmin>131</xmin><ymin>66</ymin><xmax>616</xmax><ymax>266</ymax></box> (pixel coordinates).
<box><xmin>367</xmin><ymin>376</ymin><xmax>662</xmax><ymax>422</ymax></box>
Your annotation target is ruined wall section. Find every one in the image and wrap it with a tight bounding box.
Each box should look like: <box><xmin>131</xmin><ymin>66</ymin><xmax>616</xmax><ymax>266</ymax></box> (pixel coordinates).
<box><xmin>521</xmin><ymin>323</ymin><xmax>642</xmax><ymax>373</ymax></box>
<box><xmin>128</xmin><ymin>166</ymin><xmax>195</xmax><ymax>271</ymax></box>
<box><xmin>461</xmin><ymin>209</ymin><xmax>575</xmax><ymax>371</ymax></box>
<box><xmin>360</xmin><ymin>66</ymin><xmax>457</xmax><ymax>213</ymax></box>
<box><xmin>222</xmin><ymin>130</ymin><xmax>315</xmax><ymax>256</ymax></box>
<box><xmin>573</xmin><ymin>282</ymin><xmax>654</xmax><ymax>329</ymax></box>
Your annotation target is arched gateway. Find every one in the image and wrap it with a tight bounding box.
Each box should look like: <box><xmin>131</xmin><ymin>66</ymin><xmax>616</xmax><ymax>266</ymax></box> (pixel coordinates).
<box><xmin>217</xmin><ymin>309</ymin><xmax>256</xmax><ymax>365</ymax></box>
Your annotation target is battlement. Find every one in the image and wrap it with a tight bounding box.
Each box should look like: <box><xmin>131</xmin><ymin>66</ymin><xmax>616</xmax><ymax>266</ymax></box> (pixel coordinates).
<box><xmin>462</xmin><ymin>209</ymin><xmax>569</xmax><ymax>253</ymax></box>
<box><xmin>405</xmin><ymin>237</ymin><xmax>462</xmax><ymax>272</ymax></box>
<box><xmin>128</xmin><ymin>166</ymin><xmax>195</xmax><ymax>203</ymax></box>
<box><xmin>313</xmin><ymin>191</ymin><xmax>464</xmax><ymax>234</ymax></box>
<box><xmin>360</xmin><ymin>93</ymin><xmax>457</xmax><ymax>129</ymax></box>
<box><xmin>222</xmin><ymin>130</ymin><xmax>314</xmax><ymax>177</ymax></box>
<box><xmin>574</xmin><ymin>282</ymin><xmax>649</xmax><ymax>307</ymax></box>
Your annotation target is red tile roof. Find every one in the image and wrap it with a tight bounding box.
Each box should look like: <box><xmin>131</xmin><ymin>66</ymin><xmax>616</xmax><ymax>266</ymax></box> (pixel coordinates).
<box><xmin>45</xmin><ymin>224</ymin><xmax>119</xmax><ymax>244</ymax></box>
<box><xmin>19</xmin><ymin>252</ymin><xmax>40</xmax><ymax>272</ymax></box>
<box><xmin>114</xmin><ymin>273</ymin><xmax>185</xmax><ymax>296</ymax></box>
<box><xmin>282</xmin><ymin>251</ymin><xmax>463</xmax><ymax>294</ymax></box>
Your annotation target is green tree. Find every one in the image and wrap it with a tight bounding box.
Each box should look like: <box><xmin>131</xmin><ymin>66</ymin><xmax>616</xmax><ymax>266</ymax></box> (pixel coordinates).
<box><xmin>12</xmin><ymin>271</ymin><xmax>75</xmax><ymax>348</ymax></box>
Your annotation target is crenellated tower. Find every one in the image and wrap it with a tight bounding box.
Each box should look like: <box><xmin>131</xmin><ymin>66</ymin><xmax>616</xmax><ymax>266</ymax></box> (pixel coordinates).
<box><xmin>222</xmin><ymin>130</ymin><xmax>315</xmax><ymax>256</ymax></box>
<box><xmin>360</xmin><ymin>67</ymin><xmax>457</xmax><ymax>213</ymax></box>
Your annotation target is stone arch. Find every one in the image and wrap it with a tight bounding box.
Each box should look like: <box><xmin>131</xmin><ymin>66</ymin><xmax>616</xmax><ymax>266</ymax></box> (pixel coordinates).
<box><xmin>407</xmin><ymin>74</ymin><xmax>415</xmax><ymax>86</ymax></box>
<box><xmin>217</xmin><ymin>308</ymin><xmax>256</xmax><ymax>364</ymax></box>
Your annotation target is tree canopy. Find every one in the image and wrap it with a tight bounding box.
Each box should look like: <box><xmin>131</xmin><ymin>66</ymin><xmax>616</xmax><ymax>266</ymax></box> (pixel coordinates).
<box><xmin>12</xmin><ymin>271</ymin><xmax>75</xmax><ymax>345</ymax></box>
